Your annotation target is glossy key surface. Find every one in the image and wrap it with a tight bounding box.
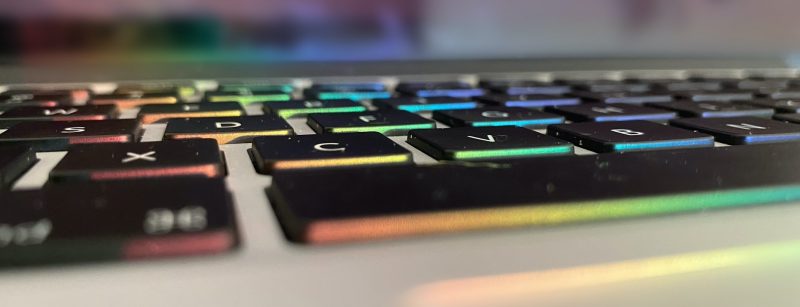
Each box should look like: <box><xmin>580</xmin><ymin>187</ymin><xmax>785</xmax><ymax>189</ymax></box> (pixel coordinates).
<box><xmin>477</xmin><ymin>94</ymin><xmax>580</xmax><ymax>108</ymax></box>
<box><xmin>268</xmin><ymin>142</ymin><xmax>800</xmax><ymax>243</ymax></box>
<box><xmin>407</xmin><ymin>126</ymin><xmax>573</xmax><ymax>160</ymax></box>
<box><xmin>307</xmin><ymin>110</ymin><xmax>435</xmax><ymax>136</ymax></box>
<box><xmin>138</xmin><ymin>102</ymin><xmax>244</xmax><ymax>124</ymax></box>
<box><xmin>251</xmin><ymin>132</ymin><xmax>411</xmax><ymax>173</ymax></box>
<box><xmin>263</xmin><ymin>99</ymin><xmax>366</xmax><ymax>118</ymax></box>
<box><xmin>164</xmin><ymin>115</ymin><xmax>293</xmax><ymax>144</ymax></box>
<box><xmin>671</xmin><ymin>116</ymin><xmax>800</xmax><ymax>145</ymax></box>
<box><xmin>432</xmin><ymin>107</ymin><xmax>564</xmax><ymax>127</ymax></box>
<box><xmin>0</xmin><ymin>105</ymin><xmax>117</xmax><ymax>121</ymax></box>
<box><xmin>50</xmin><ymin>139</ymin><xmax>225</xmax><ymax>181</ymax></box>
<box><xmin>0</xmin><ymin>178</ymin><xmax>236</xmax><ymax>266</ymax></box>
<box><xmin>649</xmin><ymin>101</ymin><xmax>774</xmax><ymax>118</ymax></box>
<box><xmin>546</xmin><ymin>104</ymin><xmax>677</xmax><ymax>122</ymax></box>
<box><xmin>548</xmin><ymin>120</ymin><xmax>714</xmax><ymax>153</ymax></box>
<box><xmin>372</xmin><ymin>97</ymin><xmax>478</xmax><ymax>112</ymax></box>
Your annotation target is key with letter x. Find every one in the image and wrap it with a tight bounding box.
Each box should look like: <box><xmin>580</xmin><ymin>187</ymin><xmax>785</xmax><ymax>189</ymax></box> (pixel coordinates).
<box><xmin>407</xmin><ymin>126</ymin><xmax>573</xmax><ymax>160</ymax></box>
<box><xmin>50</xmin><ymin>139</ymin><xmax>225</xmax><ymax>181</ymax></box>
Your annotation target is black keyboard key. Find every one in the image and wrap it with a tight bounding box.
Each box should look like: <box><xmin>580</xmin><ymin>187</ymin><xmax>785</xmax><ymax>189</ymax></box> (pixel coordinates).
<box><xmin>545</xmin><ymin>104</ymin><xmax>676</xmax><ymax>122</ymax></box>
<box><xmin>90</xmin><ymin>93</ymin><xmax>179</xmax><ymax>109</ymax></box>
<box><xmin>251</xmin><ymin>132</ymin><xmax>411</xmax><ymax>173</ymax></box>
<box><xmin>477</xmin><ymin>94</ymin><xmax>580</xmax><ymax>108</ymax></box>
<box><xmin>218</xmin><ymin>83</ymin><xmax>294</xmax><ymax>93</ymax></box>
<box><xmin>0</xmin><ymin>119</ymin><xmax>141</xmax><ymax>151</ymax></box>
<box><xmin>573</xmin><ymin>91</ymin><xmax>673</xmax><ymax>104</ymax></box>
<box><xmin>306</xmin><ymin>83</ymin><xmax>391</xmax><ymax>101</ymax></box>
<box><xmin>0</xmin><ymin>92</ymin><xmax>69</xmax><ymax>109</ymax></box>
<box><xmin>677</xmin><ymin>91</ymin><xmax>754</xmax><ymax>102</ymax></box>
<box><xmin>114</xmin><ymin>82</ymin><xmax>197</xmax><ymax>100</ymax></box>
<box><xmin>741</xmin><ymin>99</ymin><xmax>800</xmax><ymax>113</ymax></box>
<box><xmin>407</xmin><ymin>126</ymin><xmax>573</xmax><ymax>160</ymax></box>
<box><xmin>548</xmin><ymin>120</ymin><xmax>714</xmax><ymax>152</ymax></box>
<box><xmin>0</xmin><ymin>145</ymin><xmax>36</xmax><ymax>188</ymax></box>
<box><xmin>50</xmin><ymin>139</ymin><xmax>224</xmax><ymax>181</ymax></box>
<box><xmin>432</xmin><ymin>107</ymin><xmax>564</xmax><ymax>127</ymax></box>
<box><xmin>396</xmin><ymin>82</ymin><xmax>485</xmax><ymax>98</ymax></box>
<box><xmin>307</xmin><ymin>110</ymin><xmax>435</xmax><ymax>136</ymax></box>
<box><xmin>268</xmin><ymin>142</ymin><xmax>800</xmax><ymax>243</ymax></box>
<box><xmin>205</xmin><ymin>89</ymin><xmax>292</xmax><ymax>104</ymax></box>
<box><xmin>263</xmin><ymin>99</ymin><xmax>366</xmax><ymax>118</ymax></box>
<box><xmin>648</xmin><ymin>101</ymin><xmax>774</xmax><ymax>118</ymax></box>
<box><xmin>480</xmin><ymin>80</ymin><xmax>571</xmax><ymax>95</ymax></box>
<box><xmin>0</xmin><ymin>105</ymin><xmax>117</xmax><ymax>122</ymax></box>
<box><xmin>654</xmin><ymin>80</ymin><xmax>725</xmax><ymax>92</ymax></box>
<box><xmin>138</xmin><ymin>102</ymin><xmax>244</xmax><ymax>124</ymax></box>
<box><xmin>774</xmin><ymin>113</ymin><xmax>800</xmax><ymax>124</ymax></box>
<box><xmin>671</xmin><ymin>116</ymin><xmax>800</xmax><ymax>145</ymax></box>
<box><xmin>164</xmin><ymin>115</ymin><xmax>293</xmax><ymax>144</ymax></box>
<box><xmin>571</xmin><ymin>80</ymin><xmax>651</xmax><ymax>93</ymax></box>
<box><xmin>0</xmin><ymin>178</ymin><xmax>236</xmax><ymax>266</ymax></box>
<box><xmin>372</xmin><ymin>97</ymin><xmax>478</xmax><ymax>112</ymax></box>
<box><xmin>1</xmin><ymin>89</ymin><xmax>88</xmax><ymax>105</ymax></box>
<box><xmin>761</xmin><ymin>89</ymin><xmax>800</xmax><ymax>100</ymax></box>
<box><xmin>737</xmin><ymin>78</ymin><xmax>790</xmax><ymax>90</ymax></box>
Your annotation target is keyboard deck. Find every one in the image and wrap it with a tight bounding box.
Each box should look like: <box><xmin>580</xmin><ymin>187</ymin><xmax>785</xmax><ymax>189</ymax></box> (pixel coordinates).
<box><xmin>3</xmin><ymin>68</ymin><xmax>800</xmax><ymax>267</ymax></box>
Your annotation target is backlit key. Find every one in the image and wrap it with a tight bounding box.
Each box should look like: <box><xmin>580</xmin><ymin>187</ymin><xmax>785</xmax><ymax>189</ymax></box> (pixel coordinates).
<box><xmin>432</xmin><ymin>107</ymin><xmax>564</xmax><ymax>127</ymax></box>
<box><xmin>0</xmin><ymin>105</ymin><xmax>117</xmax><ymax>121</ymax></box>
<box><xmin>0</xmin><ymin>178</ymin><xmax>236</xmax><ymax>266</ymax></box>
<box><xmin>50</xmin><ymin>139</ymin><xmax>224</xmax><ymax>181</ymax></box>
<box><xmin>677</xmin><ymin>90</ymin><xmax>754</xmax><ymax>102</ymax></box>
<box><xmin>217</xmin><ymin>83</ymin><xmax>293</xmax><ymax>93</ymax></box>
<box><xmin>573</xmin><ymin>91</ymin><xmax>673</xmax><ymax>104</ymax></box>
<box><xmin>205</xmin><ymin>88</ymin><xmax>292</xmax><ymax>104</ymax></box>
<box><xmin>1</xmin><ymin>89</ymin><xmax>88</xmax><ymax>105</ymax></box>
<box><xmin>477</xmin><ymin>94</ymin><xmax>580</xmax><ymax>108</ymax></box>
<box><xmin>0</xmin><ymin>92</ymin><xmax>67</xmax><ymax>109</ymax></box>
<box><xmin>263</xmin><ymin>99</ymin><xmax>367</xmax><ymax>118</ymax></box>
<box><xmin>648</xmin><ymin>101</ymin><xmax>774</xmax><ymax>118</ymax></box>
<box><xmin>90</xmin><ymin>93</ymin><xmax>179</xmax><ymax>109</ymax></box>
<box><xmin>306</xmin><ymin>83</ymin><xmax>391</xmax><ymax>100</ymax></box>
<box><xmin>408</xmin><ymin>126</ymin><xmax>573</xmax><ymax>160</ymax></box>
<box><xmin>372</xmin><ymin>97</ymin><xmax>478</xmax><ymax>112</ymax></box>
<box><xmin>0</xmin><ymin>119</ymin><xmax>140</xmax><ymax>151</ymax></box>
<box><xmin>164</xmin><ymin>115</ymin><xmax>293</xmax><ymax>144</ymax></box>
<box><xmin>251</xmin><ymin>132</ymin><xmax>411</xmax><ymax>173</ymax></box>
<box><xmin>545</xmin><ymin>104</ymin><xmax>676</xmax><ymax>122</ymax></box>
<box><xmin>741</xmin><ymin>99</ymin><xmax>800</xmax><ymax>113</ymax></box>
<box><xmin>481</xmin><ymin>80</ymin><xmax>571</xmax><ymax>95</ymax></box>
<box><xmin>138</xmin><ymin>102</ymin><xmax>244</xmax><ymax>124</ymax></box>
<box><xmin>671</xmin><ymin>116</ymin><xmax>800</xmax><ymax>145</ymax></box>
<box><xmin>0</xmin><ymin>145</ymin><xmax>37</xmax><ymax>188</ymax></box>
<box><xmin>307</xmin><ymin>110</ymin><xmax>435</xmax><ymax>136</ymax></box>
<box><xmin>114</xmin><ymin>83</ymin><xmax>197</xmax><ymax>101</ymax></box>
<box><xmin>396</xmin><ymin>82</ymin><xmax>485</xmax><ymax>98</ymax></box>
<box><xmin>547</xmin><ymin>120</ymin><xmax>714</xmax><ymax>153</ymax></box>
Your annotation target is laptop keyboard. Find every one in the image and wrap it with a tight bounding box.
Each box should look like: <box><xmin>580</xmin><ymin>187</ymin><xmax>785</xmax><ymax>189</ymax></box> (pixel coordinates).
<box><xmin>3</xmin><ymin>69</ymin><xmax>800</xmax><ymax>265</ymax></box>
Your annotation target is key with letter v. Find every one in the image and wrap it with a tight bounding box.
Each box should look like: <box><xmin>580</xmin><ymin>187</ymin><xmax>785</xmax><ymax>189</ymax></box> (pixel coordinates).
<box><xmin>408</xmin><ymin>126</ymin><xmax>572</xmax><ymax>160</ymax></box>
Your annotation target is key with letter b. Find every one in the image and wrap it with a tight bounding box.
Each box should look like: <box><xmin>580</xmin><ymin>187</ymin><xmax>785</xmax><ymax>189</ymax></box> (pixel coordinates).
<box><xmin>547</xmin><ymin>120</ymin><xmax>714</xmax><ymax>153</ymax></box>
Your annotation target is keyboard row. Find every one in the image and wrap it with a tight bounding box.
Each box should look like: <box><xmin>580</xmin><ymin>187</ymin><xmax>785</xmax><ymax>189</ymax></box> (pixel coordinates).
<box><xmin>5</xmin><ymin>76</ymin><xmax>800</xmax><ymax>111</ymax></box>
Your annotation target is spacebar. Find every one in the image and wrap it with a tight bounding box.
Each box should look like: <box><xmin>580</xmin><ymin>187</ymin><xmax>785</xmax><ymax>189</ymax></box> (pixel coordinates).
<box><xmin>268</xmin><ymin>143</ymin><xmax>800</xmax><ymax>244</ymax></box>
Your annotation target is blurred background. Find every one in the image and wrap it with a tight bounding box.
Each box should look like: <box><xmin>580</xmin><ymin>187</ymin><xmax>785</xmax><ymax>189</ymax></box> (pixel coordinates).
<box><xmin>0</xmin><ymin>0</ymin><xmax>798</xmax><ymax>63</ymax></box>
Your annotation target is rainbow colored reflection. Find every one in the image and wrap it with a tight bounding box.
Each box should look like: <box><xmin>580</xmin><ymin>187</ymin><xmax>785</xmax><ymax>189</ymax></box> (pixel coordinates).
<box><xmin>330</xmin><ymin>123</ymin><xmax>435</xmax><ymax>135</ymax></box>
<box><xmin>306</xmin><ymin>184</ymin><xmax>800</xmax><ymax>243</ymax></box>
<box><xmin>207</xmin><ymin>94</ymin><xmax>292</xmax><ymax>104</ymax></box>
<box><xmin>452</xmin><ymin>145</ymin><xmax>573</xmax><ymax>160</ymax></box>
<box><xmin>316</xmin><ymin>91</ymin><xmax>392</xmax><ymax>101</ymax></box>
<box><xmin>612</xmin><ymin>139</ymin><xmax>714</xmax><ymax>151</ymax></box>
<box><xmin>397</xmin><ymin>102</ymin><xmax>478</xmax><ymax>112</ymax></box>
<box><xmin>273</xmin><ymin>154</ymin><xmax>410</xmax><ymax>170</ymax></box>
<box><xmin>471</xmin><ymin>118</ymin><xmax>565</xmax><ymax>127</ymax></box>
<box><xmin>275</xmin><ymin>106</ymin><xmax>367</xmax><ymax>118</ymax></box>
